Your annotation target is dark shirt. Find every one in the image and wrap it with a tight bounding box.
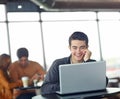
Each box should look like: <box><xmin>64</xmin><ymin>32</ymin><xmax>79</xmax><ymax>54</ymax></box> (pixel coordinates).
<box><xmin>41</xmin><ymin>55</ymin><xmax>108</xmax><ymax>95</ymax></box>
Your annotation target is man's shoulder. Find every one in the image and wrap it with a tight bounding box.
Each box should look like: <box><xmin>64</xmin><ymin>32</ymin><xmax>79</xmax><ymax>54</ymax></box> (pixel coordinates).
<box><xmin>29</xmin><ymin>60</ymin><xmax>39</xmax><ymax>65</ymax></box>
<box><xmin>29</xmin><ymin>60</ymin><xmax>42</xmax><ymax>67</ymax></box>
<box><xmin>53</xmin><ymin>57</ymin><xmax>70</xmax><ymax>65</ymax></box>
<box><xmin>54</xmin><ymin>57</ymin><xmax>67</xmax><ymax>61</ymax></box>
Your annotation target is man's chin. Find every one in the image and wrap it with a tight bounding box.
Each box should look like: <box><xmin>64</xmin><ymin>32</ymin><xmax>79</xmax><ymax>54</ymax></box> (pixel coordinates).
<box><xmin>20</xmin><ymin>64</ymin><xmax>27</xmax><ymax>67</ymax></box>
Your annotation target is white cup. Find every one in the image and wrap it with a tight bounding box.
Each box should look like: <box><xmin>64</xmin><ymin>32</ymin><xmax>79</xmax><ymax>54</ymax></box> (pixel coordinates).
<box><xmin>33</xmin><ymin>79</ymin><xmax>38</xmax><ymax>87</ymax></box>
<box><xmin>21</xmin><ymin>76</ymin><xmax>29</xmax><ymax>87</ymax></box>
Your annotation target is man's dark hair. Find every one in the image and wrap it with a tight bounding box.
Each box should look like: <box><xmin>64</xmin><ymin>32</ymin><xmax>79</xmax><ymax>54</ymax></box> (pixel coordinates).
<box><xmin>17</xmin><ymin>47</ymin><xmax>29</xmax><ymax>59</ymax></box>
<box><xmin>69</xmin><ymin>31</ymin><xmax>89</xmax><ymax>46</ymax></box>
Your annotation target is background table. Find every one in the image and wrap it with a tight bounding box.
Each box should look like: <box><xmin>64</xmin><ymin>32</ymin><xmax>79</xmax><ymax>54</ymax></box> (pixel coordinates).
<box><xmin>13</xmin><ymin>86</ymin><xmax>41</xmax><ymax>99</ymax></box>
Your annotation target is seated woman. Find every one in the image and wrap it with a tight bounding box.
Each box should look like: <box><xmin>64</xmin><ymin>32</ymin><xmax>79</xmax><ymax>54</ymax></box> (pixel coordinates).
<box><xmin>0</xmin><ymin>54</ymin><xmax>22</xmax><ymax>99</ymax></box>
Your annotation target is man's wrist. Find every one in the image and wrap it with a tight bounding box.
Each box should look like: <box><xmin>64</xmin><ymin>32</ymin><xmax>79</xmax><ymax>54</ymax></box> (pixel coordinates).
<box><xmin>84</xmin><ymin>59</ymin><xmax>91</xmax><ymax>62</ymax></box>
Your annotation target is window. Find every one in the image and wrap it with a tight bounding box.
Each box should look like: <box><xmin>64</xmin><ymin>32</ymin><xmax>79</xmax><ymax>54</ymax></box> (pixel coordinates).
<box><xmin>0</xmin><ymin>5</ymin><xmax>9</xmax><ymax>54</ymax></box>
<box><xmin>1</xmin><ymin>4</ymin><xmax>120</xmax><ymax>77</ymax></box>
<box><xmin>98</xmin><ymin>12</ymin><xmax>120</xmax><ymax>77</ymax></box>
<box><xmin>41</xmin><ymin>12</ymin><xmax>100</xmax><ymax>70</ymax></box>
<box><xmin>7</xmin><ymin>12</ymin><xmax>44</xmax><ymax>66</ymax></box>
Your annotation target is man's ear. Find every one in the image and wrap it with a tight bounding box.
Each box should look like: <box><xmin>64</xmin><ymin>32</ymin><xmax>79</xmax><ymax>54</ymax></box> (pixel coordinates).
<box><xmin>86</xmin><ymin>45</ymin><xmax>89</xmax><ymax>48</ymax></box>
<box><xmin>68</xmin><ymin>45</ymin><xmax>71</xmax><ymax>50</ymax></box>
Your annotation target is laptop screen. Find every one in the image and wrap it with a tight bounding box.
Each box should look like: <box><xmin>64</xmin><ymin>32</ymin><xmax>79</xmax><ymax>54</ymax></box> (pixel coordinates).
<box><xmin>58</xmin><ymin>61</ymin><xmax>106</xmax><ymax>95</ymax></box>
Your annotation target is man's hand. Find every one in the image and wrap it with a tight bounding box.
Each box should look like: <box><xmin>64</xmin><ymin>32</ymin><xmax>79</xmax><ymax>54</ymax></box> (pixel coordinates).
<box><xmin>83</xmin><ymin>49</ymin><xmax>92</xmax><ymax>61</ymax></box>
<box><xmin>31</xmin><ymin>73</ymin><xmax>41</xmax><ymax>81</ymax></box>
<box><xmin>29</xmin><ymin>73</ymin><xmax>41</xmax><ymax>85</ymax></box>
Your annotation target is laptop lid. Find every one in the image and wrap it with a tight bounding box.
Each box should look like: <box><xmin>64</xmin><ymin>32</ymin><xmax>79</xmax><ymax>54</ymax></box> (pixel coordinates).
<box><xmin>57</xmin><ymin>61</ymin><xmax>106</xmax><ymax>95</ymax></box>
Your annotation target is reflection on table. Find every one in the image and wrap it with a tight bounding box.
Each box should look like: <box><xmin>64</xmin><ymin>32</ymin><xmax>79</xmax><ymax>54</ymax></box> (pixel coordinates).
<box><xmin>13</xmin><ymin>80</ymin><xmax>43</xmax><ymax>99</ymax></box>
<box><xmin>107</xmin><ymin>68</ymin><xmax>120</xmax><ymax>87</ymax></box>
<box><xmin>32</xmin><ymin>88</ymin><xmax>120</xmax><ymax>99</ymax></box>
<box><xmin>13</xmin><ymin>86</ymin><xmax>41</xmax><ymax>99</ymax></box>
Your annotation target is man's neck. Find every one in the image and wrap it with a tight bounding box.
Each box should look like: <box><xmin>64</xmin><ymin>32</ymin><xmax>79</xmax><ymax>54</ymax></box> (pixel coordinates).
<box><xmin>70</xmin><ymin>57</ymin><xmax>84</xmax><ymax>64</ymax></box>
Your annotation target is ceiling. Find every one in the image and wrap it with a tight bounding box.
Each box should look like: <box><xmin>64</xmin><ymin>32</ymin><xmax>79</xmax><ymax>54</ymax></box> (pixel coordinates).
<box><xmin>0</xmin><ymin>0</ymin><xmax>27</xmax><ymax>4</ymax></box>
<box><xmin>30</xmin><ymin>0</ymin><xmax>120</xmax><ymax>11</ymax></box>
<box><xmin>1</xmin><ymin>0</ymin><xmax>120</xmax><ymax>11</ymax></box>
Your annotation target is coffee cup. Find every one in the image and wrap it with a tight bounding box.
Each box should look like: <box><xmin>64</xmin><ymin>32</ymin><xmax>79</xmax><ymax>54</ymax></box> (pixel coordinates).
<box><xmin>33</xmin><ymin>79</ymin><xmax>38</xmax><ymax>87</ymax></box>
<box><xmin>21</xmin><ymin>76</ymin><xmax>29</xmax><ymax>87</ymax></box>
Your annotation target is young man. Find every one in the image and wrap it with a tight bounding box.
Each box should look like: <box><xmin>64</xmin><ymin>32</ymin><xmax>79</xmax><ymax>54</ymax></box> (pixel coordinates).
<box><xmin>9</xmin><ymin>47</ymin><xmax>46</xmax><ymax>85</ymax></box>
<box><xmin>41</xmin><ymin>31</ymin><xmax>101</xmax><ymax>95</ymax></box>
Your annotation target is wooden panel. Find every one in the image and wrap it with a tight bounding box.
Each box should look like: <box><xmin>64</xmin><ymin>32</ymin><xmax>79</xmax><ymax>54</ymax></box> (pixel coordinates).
<box><xmin>53</xmin><ymin>0</ymin><xmax>120</xmax><ymax>8</ymax></box>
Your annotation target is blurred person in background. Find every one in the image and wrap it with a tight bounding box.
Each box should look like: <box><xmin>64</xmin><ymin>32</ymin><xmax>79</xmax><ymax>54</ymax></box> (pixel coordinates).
<box><xmin>0</xmin><ymin>54</ymin><xmax>22</xmax><ymax>99</ymax></box>
<box><xmin>9</xmin><ymin>47</ymin><xmax>46</xmax><ymax>86</ymax></box>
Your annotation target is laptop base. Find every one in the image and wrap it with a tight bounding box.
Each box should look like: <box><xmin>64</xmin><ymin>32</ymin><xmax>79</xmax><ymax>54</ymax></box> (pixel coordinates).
<box><xmin>56</xmin><ymin>89</ymin><xmax>107</xmax><ymax>96</ymax></box>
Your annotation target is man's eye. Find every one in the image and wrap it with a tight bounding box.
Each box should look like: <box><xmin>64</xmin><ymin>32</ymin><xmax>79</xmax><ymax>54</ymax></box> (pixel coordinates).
<box><xmin>80</xmin><ymin>46</ymin><xmax>86</xmax><ymax>49</ymax></box>
<box><xmin>72</xmin><ymin>47</ymin><xmax>77</xmax><ymax>49</ymax></box>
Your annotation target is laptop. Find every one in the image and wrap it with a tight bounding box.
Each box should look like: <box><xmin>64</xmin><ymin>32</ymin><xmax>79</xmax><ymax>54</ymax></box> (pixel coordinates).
<box><xmin>56</xmin><ymin>61</ymin><xmax>106</xmax><ymax>95</ymax></box>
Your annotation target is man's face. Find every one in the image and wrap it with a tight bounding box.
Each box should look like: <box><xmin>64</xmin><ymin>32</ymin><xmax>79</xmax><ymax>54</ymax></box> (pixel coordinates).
<box><xmin>19</xmin><ymin>56</ymin><xmax>28</xmax><ymax>66</ymax></box>
<box><xmin>3</xmin><ymin>58</ymin><xmax>11</xmax><ymax>70</ymax></box>
<box><xmin>69</xmin><ymin>40</ymin><xmax>88</xmax><ymax>63</ymax></box>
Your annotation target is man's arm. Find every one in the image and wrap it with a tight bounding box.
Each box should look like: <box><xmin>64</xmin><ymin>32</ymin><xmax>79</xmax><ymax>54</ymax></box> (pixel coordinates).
<box><xmin>8</xmin><ymin>64</ymin><xmax>19</xmax><ymax>82</ymax></box>
<box><xmin>36</xmin><ymin>63</ymin><xmax>46</xmax><ymax>80</ymax></box>
<box><xmin>41</xmin><ymin>60</ymin><xmax>60</xmax><ymax>95</ymax></box>
<box><xmin>30</xmin><ymin>62</ymin><xmax>46</xmax><ymax>82</ymax></box>
<box><xmin>0</xmin><ymin>70</ymin><xmax>22</xmax><ymax>89</ymax></box>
